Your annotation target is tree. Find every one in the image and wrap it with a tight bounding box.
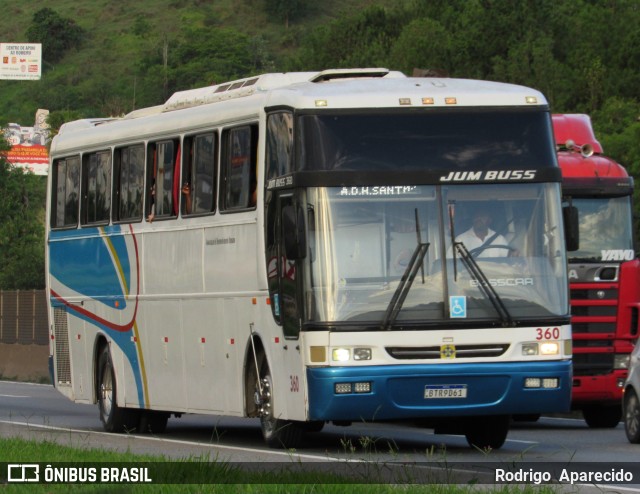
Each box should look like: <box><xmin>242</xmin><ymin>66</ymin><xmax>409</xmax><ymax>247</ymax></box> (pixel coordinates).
<box><xmin>26</xmin><ymin>8</ymin><xmax>85</xmax><ymax>65</ymax></box>
<box><xmin>0</xmin><ymin>139</ymin><xmax>46</xmax><ymax>289</ymax></box>
<box><xmin>265</xmin><ymin>0</ymin><xmax>310</xmax><ymax>28</ymax></box>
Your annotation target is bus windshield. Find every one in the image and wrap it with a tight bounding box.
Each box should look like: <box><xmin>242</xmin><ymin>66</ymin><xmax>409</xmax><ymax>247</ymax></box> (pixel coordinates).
<box><xmin>298</xmin><ymin>110</ymin><xmax>556</xmax><ymax>172</ymax></box>
<box><xmin>569</xmin><ymin>196</ymin><xmax>634</xmax><ymax>261</ymax></box>
<box><xmin>305</xmin><ymin>183</ymin><xmax>568</xmax><ymax>327</ymax></box>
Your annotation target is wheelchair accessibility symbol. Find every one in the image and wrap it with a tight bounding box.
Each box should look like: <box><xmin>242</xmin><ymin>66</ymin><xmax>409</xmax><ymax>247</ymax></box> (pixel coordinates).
<box><xmin>449</xmin><ymin>296</ymin><xmax>467</xmax><ymax>318</ymax></box>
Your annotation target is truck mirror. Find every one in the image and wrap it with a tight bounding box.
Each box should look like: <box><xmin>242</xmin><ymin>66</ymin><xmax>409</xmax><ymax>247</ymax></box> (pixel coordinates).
<box><xmin>282</xmin><ymin>204</ymin><xmax>307</xmax><ymax>260</ymax></box>
<box><xmin>563</xmin><ymin>205</ymin><xmax>579</xmax><ymax>252</ymax></box>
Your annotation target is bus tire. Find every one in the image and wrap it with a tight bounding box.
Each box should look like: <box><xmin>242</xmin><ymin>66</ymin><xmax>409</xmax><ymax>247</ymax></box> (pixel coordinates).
<box><xmin>257</xmin><ymin>361</ymin><xmax>304</xmax><ymax>449</ymax></box>
<box><xmin>97</xmin><ymin>346</ymin><xmax>139</xmax><ymax>433</ymax></box>
<box><xmin>464</xmin><ymin>415</ymin><xmax>510</xmax><ymax>450</ymax></box>
<box><xmin>583</xmin><ymin>404</ymin><xmax>621</xmax><ymax>428</ymax></box>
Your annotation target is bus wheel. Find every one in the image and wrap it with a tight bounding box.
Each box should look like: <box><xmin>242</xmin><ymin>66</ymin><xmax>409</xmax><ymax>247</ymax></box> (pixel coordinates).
<box><xmin>624</xmin><ymin>390</ymin><xmax>640</xmax><ymax>443</ymax></box>
<box><xmin>464</xmin><ymin>415</ymin><xmax>509</xmax><ymax>450</ymax></box>
<box><xmin>583</xmin><ymin>404</ymin><xmax>621</xmax><ymax>428</ymax></box>
<box><xmin>256</xmin><ymin>363</ymin><xmax>303</xmax><ymax>449</ymax></box>
<box><xmin>97</xmin><ymin>346</ymin><xmax>139</xmax><ymax>433</ymax></box>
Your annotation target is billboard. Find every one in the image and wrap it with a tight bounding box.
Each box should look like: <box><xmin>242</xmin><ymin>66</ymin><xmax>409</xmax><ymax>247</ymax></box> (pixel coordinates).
<box><xmin>0</xmin><ymin>43</ymin><xmax>42</xmax><ymax>80</ymax></box>
<box><xmin>3</xmin><ymin>109</ymin><xmax>50</xmax><ymax>176</ymax></box>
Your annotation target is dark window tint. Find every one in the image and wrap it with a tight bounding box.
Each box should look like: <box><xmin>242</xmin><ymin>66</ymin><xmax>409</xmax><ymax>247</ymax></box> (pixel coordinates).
<box><xmin>182</xmin><ymin>133</ymin><xmax>217</xmax><ymax>216</ymax></box>
<box><xmin>82</xmin><ymin>150</ymin><xmax>111</xmax><ymax>225</ymax></box>
<box><xmin>222</xmin><ymin>125</ymin><xmax>258</xmax><ymax>211</ymax></box>
<box><xmin>51</xmin><ymin>156</ymin><xmax>80</xmax><ymax>228</ymax></box>
<box><xmin>114</xmin><ymin>144</ymin><xmax>144</xmax><ymax>222</ymax></box>
<box><xmin>147</xmin><ymin>139</ymin><xmax>179</xmax><ymax>221</ymax></box>
<box><xmin>266</xmin><ymin>112</ymin><xmax>293</xmax><ymax>180</ymax></box>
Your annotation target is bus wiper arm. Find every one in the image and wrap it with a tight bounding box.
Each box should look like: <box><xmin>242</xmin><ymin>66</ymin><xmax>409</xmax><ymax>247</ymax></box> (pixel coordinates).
<box><xmin>381</xmin><ymin>242</ymin><xmax>430</xmax><ymax>330</ymax></box>
<box><xmin>454</xmin><ymin>242</ymin><xmax>513</xmax><ymax>327</ymax></box>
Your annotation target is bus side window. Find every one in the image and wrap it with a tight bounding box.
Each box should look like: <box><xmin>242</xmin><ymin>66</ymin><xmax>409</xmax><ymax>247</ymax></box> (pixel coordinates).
<box><xmin>51</xmin><ymin>156</ymin><xmax>80</xmax><ymax>229</ymax></box>
<box><xmin>146</xmin><ymin>139</ymin><xmax>179</xmax><ymax>222</ymax></box>
<box><xmin>81</xmin><ymin>150</ymin><xmax>111</xmax><ymax>226</ymax></box>
<box><xmin>221</xmin><ymin>125</ymin><xmax>258</xmax><ymax>212</ymax></box>
<box><xmin>113</xmin><ymin>144</ymin><xmax>144</xmax><ymax>222</ymax></box>
<box><xmin>266</xmin><ymin>111</ymin><xmax>293</xmax><ymax>180</ymax></box>
<box><xmin>181</xmin><ymin>133</ymin><xmax>217</xmax><ymax>216</ymax></box>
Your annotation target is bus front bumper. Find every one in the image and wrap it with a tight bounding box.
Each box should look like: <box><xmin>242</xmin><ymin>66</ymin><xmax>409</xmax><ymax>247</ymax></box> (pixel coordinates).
<box><xmin>306</xmin><ymin>361</ymin><xmax>572</xmax><ymax>421</ymax></box>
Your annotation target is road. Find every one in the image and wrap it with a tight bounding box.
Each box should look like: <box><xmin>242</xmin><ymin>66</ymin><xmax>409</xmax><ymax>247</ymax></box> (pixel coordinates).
<box><xmin>1</xmin><ymin>380</ymin><xmax>639</xmax><ymax>490</ymax></box>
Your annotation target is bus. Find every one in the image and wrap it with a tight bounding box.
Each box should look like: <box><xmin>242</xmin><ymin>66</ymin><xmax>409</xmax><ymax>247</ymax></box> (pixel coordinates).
<box><xmin>46</xmin><ymin>68</ymin><xmax>572</xmax><ymax>450</ymax></box>
<box><xmin>554</xmin><ymin>113</ymin><xmax>639</xmax><ymax>428</ymax></box>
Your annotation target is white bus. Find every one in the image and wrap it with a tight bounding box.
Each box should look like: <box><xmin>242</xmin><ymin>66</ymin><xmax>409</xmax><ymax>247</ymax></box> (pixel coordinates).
<box><xmin>46</xmin><ymin>68</ymin><xmax>572</xmax><ymax>450</ymax></box>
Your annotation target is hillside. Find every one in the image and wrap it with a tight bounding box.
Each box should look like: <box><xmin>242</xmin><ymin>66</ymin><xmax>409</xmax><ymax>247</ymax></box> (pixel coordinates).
<box><xmin>0</xmin><ymin>0</ymin><xmax>396</xmax><ymax>123</ymax></box>
<box><xmin>0</xmin><ymin>0</ymin><xmax>639</xmax><ymax>181</ymax></box>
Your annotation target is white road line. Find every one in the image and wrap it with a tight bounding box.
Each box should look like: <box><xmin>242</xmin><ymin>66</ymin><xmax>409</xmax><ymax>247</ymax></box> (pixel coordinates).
<box><xmin>0</xmin><ymin>394</ymin><xmax>30</xmax><ymax>398</ymax></box>
<box><xmin>0</xmin><ymin>419</ymin><xmax>345</xmax><ymax>462</ymax></box>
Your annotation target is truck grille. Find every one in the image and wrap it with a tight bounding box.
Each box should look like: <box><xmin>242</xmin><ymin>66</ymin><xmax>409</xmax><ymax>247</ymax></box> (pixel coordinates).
<box><xmin>572</xmin><ymin>353</ymin><xmax>614</xmax><ymax>376</ymax></box>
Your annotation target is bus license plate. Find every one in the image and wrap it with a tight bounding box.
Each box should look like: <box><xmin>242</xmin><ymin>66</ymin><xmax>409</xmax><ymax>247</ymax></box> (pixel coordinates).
<box><xmin>424</xmin><ymin>384</ymin><xmax>467</xmax><ymax>399</ymax></box>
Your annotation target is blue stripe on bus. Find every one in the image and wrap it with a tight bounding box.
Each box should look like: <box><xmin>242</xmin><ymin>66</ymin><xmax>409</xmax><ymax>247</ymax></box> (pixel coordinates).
<box><xmin>306</xmin><ymin>361</ymin><xmax>572</xmax><ymax>421</ymax></box>
<box><xmin>49</xmin><ymin>225</ymin><xmax>144</xmax><ymax>407</ymax></box>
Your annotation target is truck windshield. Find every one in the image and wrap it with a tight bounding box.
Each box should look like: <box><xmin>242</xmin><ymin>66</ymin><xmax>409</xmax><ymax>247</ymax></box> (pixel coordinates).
<box><xmin>304</xmin><ymin>183</ymin><xmax>568</xmax><ymax>328</ymax></box>
<box><xmin>569</xmin><ymin>196</ymin><xmax>634</xmax><ymax>261</ymax></box>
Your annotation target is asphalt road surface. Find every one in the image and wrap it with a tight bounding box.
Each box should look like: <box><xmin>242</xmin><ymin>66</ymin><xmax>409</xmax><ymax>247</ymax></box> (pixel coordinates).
<box><xmin>1</xmin><ymin>380</ymin><xmax>639</xmax><ymax>491</ymax></box>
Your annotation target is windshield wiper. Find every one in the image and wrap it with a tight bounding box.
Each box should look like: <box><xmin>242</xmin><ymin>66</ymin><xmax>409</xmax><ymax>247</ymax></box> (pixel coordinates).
<box><xmin>454</xmin><ymin>242</ymin><xmax>513</xmax><ymax>327</ymax></box>
<box><xmin>381</xmin><ymin>241</ymin><xmax>430</xmax><ymax>330</ymax></box>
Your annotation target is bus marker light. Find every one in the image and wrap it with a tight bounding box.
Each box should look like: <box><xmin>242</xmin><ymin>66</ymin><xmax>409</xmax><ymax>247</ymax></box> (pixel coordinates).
<box><xmin>332</xmin><ymin>348</ymin><xmax>350</xmax><ymax>362</ymax></box>
<box><xmin>353</xmin><ymin>348</ymin><xmax>372</xmax><ymax>360</ymax></box>
<box><xmin>335</xmin><ymin>383</ymin><xmax>352</xmax><ymax>394</ymax></box>
<box><xmin>252</xmin><ymin>297</ymin><xmax>257</xmax><ymax>305</ymax></box>
<box><xmin>564</xmin><ymin>339</ymin><xmax>572</xmax><ymax>355</ymax></box>
<box><xmin>399</xmin><ymin>98</ymin><xmax>411</xmax><ymax>105</ymax></box>
<box><xmin>422</xmin><ymin>97</ymin><xmax>434</xmax><ymax>105</ymax></box>
<box><xmin>315</xmin><ymin>99</ymin><xmax>328</xmax><ymax>107</ymax></box>
<box><xmin>201</xmin><ymin>337</ymin><xmax>206</xmax><ymax>343</ymax></box>
<box><xmin>310</xmin><ymin>346</ymin><xmax>326</xmax><ymax>363</ymax></box>
<box><xmin>445</xmin><ymin>97</ymin><xmax>457</xmax><ymax>105</ymax></box>
<box><xmin>525</xmin><ymin>96</ymin><xmax>538</xmax><ymax>104</ymax></box>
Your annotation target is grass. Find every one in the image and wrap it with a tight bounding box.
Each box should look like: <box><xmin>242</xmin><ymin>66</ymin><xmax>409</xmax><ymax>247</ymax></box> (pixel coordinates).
<box><xmin>0</xmin><ymin>436</ymin><xmax>561</xmax><ymax>493</ymax></box>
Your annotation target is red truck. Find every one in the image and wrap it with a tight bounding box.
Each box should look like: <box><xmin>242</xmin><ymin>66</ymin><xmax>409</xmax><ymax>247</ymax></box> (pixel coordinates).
<box><xmin>554</xmin><ymin>114</ymin><xmax>640</xmax><ymax>427</ymax></box>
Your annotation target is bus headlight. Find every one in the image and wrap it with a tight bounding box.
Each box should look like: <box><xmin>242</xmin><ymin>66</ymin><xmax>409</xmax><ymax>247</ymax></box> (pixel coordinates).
<box><xmin>331</xmin><ymin>347</ymin><xmax>372</xmax><ymax>361</ymax></box>
<box><xmin>332</xmin><ymin>348</ymin><xmax>350</xmax><ymax>362</ymax></box>
<box><xmin>353</xmin><ymin>348</ymin><xmax>372</xmax><ymax>361</ymax></box>
<box><xmin>540</xmin><ymin>342</ymin><xmax>559</xmax><ymax>355</ymax></box>
<box><xmin>522</xmin><ymin>342</ymin><xmax>560</xmax><ymax>356</ymax></box>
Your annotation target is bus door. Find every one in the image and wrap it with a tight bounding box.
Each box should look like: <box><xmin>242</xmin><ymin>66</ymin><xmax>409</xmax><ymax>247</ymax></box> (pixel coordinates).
<box><xmin>265</xmin><ymin>191</ymin><xmax>307</xmax><ymax>420</ymax></box>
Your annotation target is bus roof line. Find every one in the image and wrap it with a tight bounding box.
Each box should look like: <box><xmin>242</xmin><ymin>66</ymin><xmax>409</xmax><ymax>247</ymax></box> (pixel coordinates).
<box><xmin>160</xmin><ymin>68</ymin><xmax>404</xmax><ymax>114</ymax></box>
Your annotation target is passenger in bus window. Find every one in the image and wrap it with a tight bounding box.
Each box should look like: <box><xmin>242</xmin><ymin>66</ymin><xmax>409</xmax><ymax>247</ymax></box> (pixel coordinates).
<box><xmin>456</xmin><ymin>208</ymin><xmax>510</xmax><ymax>258</ymax></box>
<box><xmin>182</xmin><ymin>181</ymin><xmax>192</xmax><ymax>214</ymax></box>
<box><xmin>147</xmin><ymin>180</ymin><xmax>156</xmax><ymax>222</ymax></box>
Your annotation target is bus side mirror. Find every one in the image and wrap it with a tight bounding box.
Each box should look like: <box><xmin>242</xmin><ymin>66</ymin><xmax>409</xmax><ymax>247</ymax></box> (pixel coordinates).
<box><xmin>563</xmin><ymin>205</ymin><xmax>579</xmax><ymax>252</ymax></box>
<box><xmin>282</xmin><ymin>204</ymin><xmax>307</xmax><ymax>260</ymax></box>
